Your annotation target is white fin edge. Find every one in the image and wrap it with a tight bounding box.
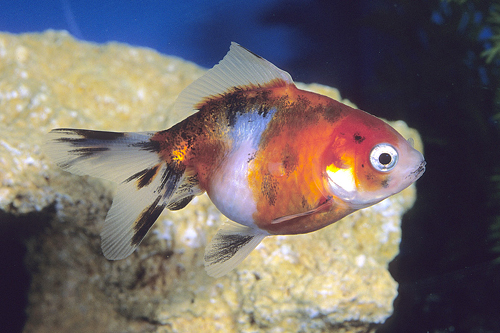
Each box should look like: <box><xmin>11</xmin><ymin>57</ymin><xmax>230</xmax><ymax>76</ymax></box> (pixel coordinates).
<box><xmin>204</xmin><ymin>220</ymin><xmax>268</xmax><ymax>278</ymax></box>
<box><xmin>173</xmin><ymin>42</ymin><xmax>294</xmax><ymax>119</ymax></box>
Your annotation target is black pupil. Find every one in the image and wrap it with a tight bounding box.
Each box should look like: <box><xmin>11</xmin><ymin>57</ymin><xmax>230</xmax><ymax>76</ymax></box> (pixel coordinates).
<box><xmin>379</xmin><ymin>153</ymin><xmax>392</xmax><ymax>165</ymax></box>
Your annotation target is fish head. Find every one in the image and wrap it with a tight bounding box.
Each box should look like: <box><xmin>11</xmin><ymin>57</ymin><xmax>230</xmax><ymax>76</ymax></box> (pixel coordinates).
<box><xmin>321</xmin><ymin>110</ymin><xmax>426</xmax><ymax>208</ymax></box>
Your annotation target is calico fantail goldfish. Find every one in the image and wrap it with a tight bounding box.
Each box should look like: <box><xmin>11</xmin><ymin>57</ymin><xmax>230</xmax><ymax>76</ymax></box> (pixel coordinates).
<box><xmin>44</xmin><ymin>43</ymin><xmax>426</xmax><ymax>278</ymax></box>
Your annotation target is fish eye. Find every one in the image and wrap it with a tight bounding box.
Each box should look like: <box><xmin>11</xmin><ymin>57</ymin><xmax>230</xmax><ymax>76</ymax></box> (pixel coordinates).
<box><xmin>370</xmin><ymin>143</ymin><xmax>398</xmax><ymax>172</ymax></box>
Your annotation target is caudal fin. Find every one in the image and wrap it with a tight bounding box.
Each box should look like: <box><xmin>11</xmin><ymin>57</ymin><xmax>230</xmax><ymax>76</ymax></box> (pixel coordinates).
<box><xmin>44</xmin><ymin>128</ymin><xmax>201</xmax><ymax>259</ymax></box>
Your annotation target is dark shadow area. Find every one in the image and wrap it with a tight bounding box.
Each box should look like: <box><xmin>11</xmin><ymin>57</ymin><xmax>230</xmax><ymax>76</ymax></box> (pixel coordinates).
<box><xmin>382</xmin><ymin>259</ymin><xmax>500</xmax><ymax>332</ymax></box>
<box><xmin>0</xmin><ymin>205</ymin><xmax>54</xmax><ymax>333</ymax></box>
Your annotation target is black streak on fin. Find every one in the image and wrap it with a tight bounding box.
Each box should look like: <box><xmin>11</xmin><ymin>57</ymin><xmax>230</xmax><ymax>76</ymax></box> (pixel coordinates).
<box><xmin>131</xmin><ymin>196</ymin><xmax>166</xmax><ymax>247</ymax></box>
<box><xmin>204</xmin><ymin>233</ymin><xmax>254</xmax><ymax>265</ymax></box>
<box><xmin>160</xmin><ymin>164</ymin><xmax>184</xmax><ymax>198</ymax></box>
<box><xmin>124</xmin><ymin>165</ymin><xmax>160</xmax><ymax>189</ymax></box>
<box><xmin>130</xmin><ymin>163</ymin><xmax>186</xmax><ymax>246</ymax></box>
<box><xmin>53</xmin><ymin>128</ymin><xmax>125</xmax><ymax>141</ymax></box>
<box><xmin>68</xmin><ymin>147</ymin><xmax>109</xmax><ymax>157</ymax></box>
<box><xmin>167</xmin><ymin>195</ymin><xmax>194</xmax><ymax>211</ymax></box>
<box><xmin>133</xmin><ymin>140</ymin><xmax>161</xmax><ymax>153</ymax></box>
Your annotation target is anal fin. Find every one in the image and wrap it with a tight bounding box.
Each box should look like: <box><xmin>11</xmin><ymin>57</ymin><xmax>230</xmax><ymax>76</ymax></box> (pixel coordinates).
<box><xmin>204</xmin><ymin>221</ymin><xmax>267</xmax><ymax>278</ymax></box>
<box><xmin>101</xmin><ymin>162</ymin><xmax>180</xmax><ymax>260</ymax></box>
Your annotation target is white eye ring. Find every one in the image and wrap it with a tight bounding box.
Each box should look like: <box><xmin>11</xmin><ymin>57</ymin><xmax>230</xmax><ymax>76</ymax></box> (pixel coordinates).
<box><xmin>370</xmin><ymin>143</ymin><xmax>398</xmax><ymax>172</ymax></box>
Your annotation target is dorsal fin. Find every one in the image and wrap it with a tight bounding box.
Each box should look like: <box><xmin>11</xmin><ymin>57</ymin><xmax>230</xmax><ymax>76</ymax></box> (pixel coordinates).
<box><xmin>173</xmin><ymin>42</ymin><xmax>294</xmax><ymax>118</ymax></box>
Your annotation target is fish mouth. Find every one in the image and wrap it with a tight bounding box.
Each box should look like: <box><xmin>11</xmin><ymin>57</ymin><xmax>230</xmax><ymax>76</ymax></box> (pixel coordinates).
<box><xmin>409</xmin><ymin>160</ymin><xmax>426</xmax><ymax>181</ymax></box>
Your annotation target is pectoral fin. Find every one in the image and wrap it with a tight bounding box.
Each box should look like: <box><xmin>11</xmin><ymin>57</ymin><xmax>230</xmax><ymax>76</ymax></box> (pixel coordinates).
<box><xmin>204</xmin><ymin>221</ymin><xmax>267</xmax><ymax>278</ymax></box>
<box><xmin>270</xmin><ymin>197</ymin><xmax>332</xmax><ymax>225</ymax></box>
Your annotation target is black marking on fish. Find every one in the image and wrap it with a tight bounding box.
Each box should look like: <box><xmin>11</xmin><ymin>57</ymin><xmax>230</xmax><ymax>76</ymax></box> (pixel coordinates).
<box><xmin>353</xmin><ymin>132</ymin><xmax>365</xmax><ymax>144</ymax></box>
<box><xmin>185</xmin><ymin>174</ymin><xmax>199</xmax><ymax>185</ymax></box>
<box><xmin>69</xmin><ymin>147</ymin><xmax>109</xmax><ymax>157</ymax></box>
<box><xmin>301</xmin><ymin>196</ymin><xmax>308</xmax><ymax>208</ymax></box>
<box><xmin>281</xmin><ymin>144</ymin><xmax>298</xmax><ymax>176</ymax></box>
<box><xmin>247</xmin><ymin>152</ymin><xmax>256</xmax><ymax>163</ymax></box>
<box><xmin>204</xmin><ymin>233</ymin><xmax>254</xmax><ymax>264</ymax></box>
<box><xmin>262</xmin><ymin>173</ymin><xmax>278</xmax><ymax>206</ymax></box>
<box><xmin>58</xmin><ymin>161</ymin><xmax>74</xmax><ymax>170</ymax></box>
<box><xmin>131</xmin><ymin>196</ymin><xmax>166</xmax><ymax>246</ymax></box>
<box><xmin>158</xmin><ymin>164</ymin><xmax>182</xmax><ymax>197</ymax></box>
<box><xmin>133</xmin><ymin>140</ymin><xmax>161</xmax><ymax>153</ymax></box>
<box><xmin>323</xmin><ymin>100</ymin><xmax>347</xmax><ymax>123</ymax></box>
<box><xmin>124</xmin><ymin>165</ymin><xmax>160</xmax><ymax>189</ymax></box>
<box><xmin>167</xmin><ymin>195</ymin><xmax>194</xmax><ymax>211</ymax></box>
<box><xmin>174</xmin><ymin>174</ymin><xmax>199</xmax><ymax>195</ymax></box>
<box><xmin>55</xmin><ymin>128</ymin><xmax>125</xmax><ymax>141</ymax></box>
<box><xmin>55</xmin><ymin>137</ymin><xmax>88</xmax><ymax>145</ymax></box>
<box><xmin>381</xmin><ymin>178</ymin><xmax>390</xmax><ymax>188</ymax></box>
<box><xmin>197</xmin><ymin>89</ymin><xmax>275</xmax><ymax>131</ymax></box>
<box><xmin>225</xmin><ymin>91</ymin><xmax>248</xmax><ymax>128</ymax></box>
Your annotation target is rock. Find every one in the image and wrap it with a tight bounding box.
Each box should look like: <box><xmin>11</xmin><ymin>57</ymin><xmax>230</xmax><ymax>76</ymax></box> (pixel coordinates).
<box><xmin>0</xmin><ymin>31</ymin><xmax>423</xmax><ymax>333</ymax></box>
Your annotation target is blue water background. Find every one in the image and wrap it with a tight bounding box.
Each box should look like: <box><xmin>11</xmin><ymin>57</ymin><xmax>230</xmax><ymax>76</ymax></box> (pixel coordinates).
<box><xmin>0</xmin><ymin>1</ymin><xmax>298</xmax><ymax>68</ymax></box>
<box><xmin>0</xmin><ymin>0</ymin><xmax>371</xmax><ymax>105</ymax></box>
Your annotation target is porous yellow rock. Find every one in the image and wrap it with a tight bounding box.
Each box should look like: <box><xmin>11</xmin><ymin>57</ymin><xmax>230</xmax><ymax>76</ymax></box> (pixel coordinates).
<box><xmin>0</xmin><ymin>31</ymin><xmax>423</xmax><ymax>333</ymax></box>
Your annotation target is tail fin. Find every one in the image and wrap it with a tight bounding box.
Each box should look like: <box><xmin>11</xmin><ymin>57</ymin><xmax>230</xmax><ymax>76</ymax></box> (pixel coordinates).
<box><xmin>45</xmin><ymin>128</ymin><xmax>201</xmax><ymax>259</ymax></box>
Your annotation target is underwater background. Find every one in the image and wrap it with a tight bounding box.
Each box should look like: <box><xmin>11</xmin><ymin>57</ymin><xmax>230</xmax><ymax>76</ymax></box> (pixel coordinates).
<box><xmin>0</xmin><ymin>0</ymin><xmax>499</xmax><ymax>332</ymax></box>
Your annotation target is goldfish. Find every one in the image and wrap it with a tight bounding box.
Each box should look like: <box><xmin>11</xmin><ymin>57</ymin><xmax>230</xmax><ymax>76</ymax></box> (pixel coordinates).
<box><xmin>44</xmin><ymin>43</ymin><xmax>425</xmax><ymax>278</ymax></box>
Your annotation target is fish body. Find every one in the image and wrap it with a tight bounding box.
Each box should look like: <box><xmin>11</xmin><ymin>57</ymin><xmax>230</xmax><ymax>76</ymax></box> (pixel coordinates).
<box><xmin>45</xmin><ymin>43</ymin><xmax>425</xmax><ymax>277</ymax></box>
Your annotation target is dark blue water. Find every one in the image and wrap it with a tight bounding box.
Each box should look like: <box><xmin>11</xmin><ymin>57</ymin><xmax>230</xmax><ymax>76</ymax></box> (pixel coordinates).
<box><xmin>1</xmin><ymin>1</ymin><xmax>499</xmax><ymax>333</ymax></box>
<box><xmin>0</xmin><ymin>0</ymin><xmax>371</xmax><ymax>101</ymax></box>
<box><xmin>0</xmin><ymin>1</ymin><xmax>293</xmax><ymax>68</ymax></box>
